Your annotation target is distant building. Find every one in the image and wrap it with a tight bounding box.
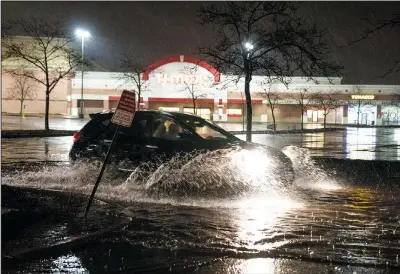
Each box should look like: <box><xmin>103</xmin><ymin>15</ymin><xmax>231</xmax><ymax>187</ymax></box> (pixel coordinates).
<box><xmin>2</xmin><ymin>37</ymin><xmax>400</xmax><ymax>126</ymax></box>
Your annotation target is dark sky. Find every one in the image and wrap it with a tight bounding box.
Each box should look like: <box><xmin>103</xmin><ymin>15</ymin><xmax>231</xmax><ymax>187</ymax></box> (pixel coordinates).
<box><xmin>2</xmin><ymin>1</ymin><xmax>400</xmax><ymax>85</ymax></box>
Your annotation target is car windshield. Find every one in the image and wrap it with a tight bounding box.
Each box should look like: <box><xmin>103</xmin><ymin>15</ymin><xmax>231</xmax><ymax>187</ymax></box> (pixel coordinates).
<box><xmin>174</xmin><ymin>114</ymin><xmax>239</xmax><ymax>141</ymax></box>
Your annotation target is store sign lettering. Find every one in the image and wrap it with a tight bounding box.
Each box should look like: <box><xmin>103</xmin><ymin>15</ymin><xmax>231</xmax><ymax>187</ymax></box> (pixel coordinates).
<box><xmin>155</xmin><ymin>73</ymin><xmax>211</xmax><ymax>85</ymax></box>
<box><xmin>351</xmin><ymin>95</ymin><xmax>375</xmax><ymax>100</ymax></box>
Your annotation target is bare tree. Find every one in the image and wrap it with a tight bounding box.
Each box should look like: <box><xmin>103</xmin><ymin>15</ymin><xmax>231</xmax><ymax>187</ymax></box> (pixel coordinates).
<box><xmin>198</xmin><ymin>2</ymin><xmax>343</xmax><ymax>141</ymax></box>
<box><xmin>314</xmin><ymin>91</ymin><xmax>341</xmax><ymax>128</ymax></box>
<box><xmin>347</xmin><ymin>13</ymin><xmax>400</xmax><ymax>78</ymax></box>
<box><xmin>179</xmin><ymin>64</ymin><xmax>212</xmax><ymax>115</ymax></box>
<box><xmin>116</xmin><ymin>54</ymin><xmax>148</xmax><ymax>109</ymax></box>
<box><xmin>258</xmin><ymin>79</ymin><xmax>282</xmax><ymax>131</ymax></box>
<box><xmin>6</xmin><ymin>70</ymin><xmax>37</xmax><ymax>116</ymax></box>
<box><xmin>349</xmin><ymin>85</ymin><xmax>375</xmax><ymax>125</ymax></box>
<box><xmin>289</xmin><ymin>88</ymin><xmax>316</xmax><ymax>130</ymax></box>
<box><xmin>2</xmin><ymin>18</ymin><xmax>89</xmax><ymax>130</ymax></box>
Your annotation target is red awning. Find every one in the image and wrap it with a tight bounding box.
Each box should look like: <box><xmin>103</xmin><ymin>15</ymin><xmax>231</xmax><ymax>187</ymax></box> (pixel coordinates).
<box><xmin>148</xmin><ymin>97</ymin><xmax>214</xmax><ymax>103</ymax></box>
<box><xmin>227</xmin><ymin>99</ymin><xmax>262</xmax><ymax>104</ymax></box>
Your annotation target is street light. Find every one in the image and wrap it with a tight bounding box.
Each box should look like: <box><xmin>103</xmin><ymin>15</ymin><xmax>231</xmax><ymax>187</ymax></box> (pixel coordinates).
<box><xmin>244</xmin><ymin>42</ymin><xmax>254</xmax><ymax>51</ymax></box>
<box><xmin>75</xmin><ymin>28</ymin><xmax>90</xmax><ymax>119</ymax></box>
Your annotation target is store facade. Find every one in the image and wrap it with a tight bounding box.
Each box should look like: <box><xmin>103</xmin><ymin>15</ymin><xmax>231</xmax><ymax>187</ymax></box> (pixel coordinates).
<box><xmin>2</xmin><ymin>54</ymin><xmax>400</xmax><ymax>125</ymax></box>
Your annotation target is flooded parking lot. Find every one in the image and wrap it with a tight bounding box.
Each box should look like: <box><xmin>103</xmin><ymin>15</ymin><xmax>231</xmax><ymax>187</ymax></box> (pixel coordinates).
<box><xmin>2</xmin><ymin>128</ymin><xmax>400</xmax><ymax>273</ymax></box>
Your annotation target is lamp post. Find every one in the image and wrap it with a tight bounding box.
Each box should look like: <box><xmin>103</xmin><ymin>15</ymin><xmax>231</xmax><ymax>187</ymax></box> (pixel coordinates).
<box><xmin>75</xmin><ymin>29</ymin><xmax>90</xmax><ymax>119</ymax></box>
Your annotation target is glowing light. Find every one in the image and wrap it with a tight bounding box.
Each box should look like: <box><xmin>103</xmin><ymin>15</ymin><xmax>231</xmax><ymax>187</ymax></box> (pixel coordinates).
<box><xmin>75</xmin><ymin>29</ymin><xmax>90</xmax><ymax>38</ymax></box>
<box><xmin>351</xmin><ymin>95</ymin><xmax>374</xmax><ymax>100</ymax></box>
<box><xmin>235</xmin><ymin>196</ymin><xmax>302</xmax><ymax>249</ymax></box>
<box><xmin>245</xmin><ymin>42</ymin><xmax>254</xmax><ymax>50</ymax></box>
<box><xmin>240</xmin><ymin>258</ymin><xmax>277</xmax><ymax>273</ymax></box>
<box><xmin>230</xmin><ymin>149</ymin><xmax>271</xmax><ymax>183</ymax></box>
<box><xmin>313</xmin><ymin>181</ymin><xmax>343</xmax><ymax>191</ymax></box>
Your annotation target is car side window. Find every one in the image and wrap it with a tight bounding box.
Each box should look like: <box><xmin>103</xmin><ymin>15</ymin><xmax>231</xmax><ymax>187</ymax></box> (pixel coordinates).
<box><xmin>129</xmin><ymin>112</ymin><xmax>153</xmax><ymax>138</ymax></box>
<box><xmin>152</xmin><ymin>115</ymin><xmax>187</xmax><ymax>140</ymax></box>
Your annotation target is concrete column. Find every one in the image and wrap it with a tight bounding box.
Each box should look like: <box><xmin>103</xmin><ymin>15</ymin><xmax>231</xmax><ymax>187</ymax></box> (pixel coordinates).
<box><xmin>376</xmin><ymin>104</ymin><xmax>382</xmax><ymax>125</ymax></box>
<box><xmin>71</xmin><ymin>99</ymin><xmax>79</xmax><ymax>117</ymax></box>
<box><xmin>141</xmin><ymin>97</ymin><xmax>149</xmax><ymax>109</ymax></box>
<box><xmin>342</xmin><ymin>105</ymin><xmax>348</xmax><ymax>124</ymax></box>
<box><xmin>213</xmin><ymin>98</ymin><xmax>227</xmax><ymax>121</ymax></box>
<box><xmin>103</xmin><ymin>99</ymin><xmax>109</xmax><ymax>111</ymax></box>
<box><xmin>67</xmin><ymin>77</ymin><xmax>73</xmax><ymax>115</ymax></box>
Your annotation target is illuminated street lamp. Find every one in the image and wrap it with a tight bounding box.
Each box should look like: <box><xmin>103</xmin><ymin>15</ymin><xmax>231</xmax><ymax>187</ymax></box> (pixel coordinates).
<box><xmin>244</xmin><ymin>42</ymin><xmax>254</xmax><ymax>51</ymax></box>
<box><xmin>75</xmin><ymin>28</ymin><xmax>90</xmax><ymax>119</ymax></box>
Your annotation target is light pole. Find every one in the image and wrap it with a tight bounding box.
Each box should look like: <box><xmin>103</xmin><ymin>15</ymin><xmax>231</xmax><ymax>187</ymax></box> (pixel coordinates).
<box><xmin>75</xmin><ymin>28</ymin><xmax>90</xmax><ymax>119</ymax></box>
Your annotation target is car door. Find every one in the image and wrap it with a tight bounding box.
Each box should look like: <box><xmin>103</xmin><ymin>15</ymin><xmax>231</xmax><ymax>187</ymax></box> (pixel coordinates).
<box><xmin>147</xmin><ymin>114</ymin><xmax>196</xmax><ymax>161</ymax></box>
<box><xmin>101</xmin><ymin>112</ymin><xmax>155</xmax><ymax>167</ymax></box>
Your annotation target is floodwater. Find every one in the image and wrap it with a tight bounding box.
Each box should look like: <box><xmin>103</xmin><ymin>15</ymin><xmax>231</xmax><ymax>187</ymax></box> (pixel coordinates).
<box><xmin>2</xmin><ymin>130</ymin><xmax>400</xmax><ymax>273</ymax></box>
<box><xmin>2</xmin><ymin>127</ymin><xmax>400</xmax><ymax>164</ymax></box>
<box><xmin>237</xmin><ymin>127</ymin><xmax>400</xmax><ymax>161</ymax></box>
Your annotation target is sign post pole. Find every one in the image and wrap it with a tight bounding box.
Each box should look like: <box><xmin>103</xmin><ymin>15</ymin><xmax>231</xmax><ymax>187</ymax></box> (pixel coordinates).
<box><xmin>84</xmin><ymin>125</ymin><xmax>120</xmax><ymax>219</ymax></box>
<box><xmin>84</xmin><ymin>90</ymin><xmax>136</xmax><ymax>219</ymax></box>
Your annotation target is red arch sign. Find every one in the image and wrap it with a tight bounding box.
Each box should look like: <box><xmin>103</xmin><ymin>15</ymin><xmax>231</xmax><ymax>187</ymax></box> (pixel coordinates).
<box><xmin>142</xmin><ymin>55</ymin><xmax>221</xmax><ymax>82</ymax></box>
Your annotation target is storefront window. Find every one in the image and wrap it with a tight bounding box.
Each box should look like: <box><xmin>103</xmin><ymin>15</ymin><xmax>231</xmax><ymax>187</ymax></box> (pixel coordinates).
<box><xmin>159</xmin><ymin>107</ymin><xmax>180</xmax><ymax>112</ymax></box>
<box><xmin>183</xmin><ymin>108</ymin><xmax>211</xmax><ymax>120</ymax></box>
<box><xmin>227</xmin><ymin>109</ymin><xmax>242</xmax><ymax>116</ymax></box>
<box><xmin>381</xmin><ymin>105</ymin><xmax>400</xmax><ymax>125</ymax></box>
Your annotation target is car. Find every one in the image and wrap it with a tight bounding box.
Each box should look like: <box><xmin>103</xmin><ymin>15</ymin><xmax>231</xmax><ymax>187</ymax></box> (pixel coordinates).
<box><xmin>69</xmin><ymin>110</ymin><xmax>294</xmax><ymax>184</ymax></box>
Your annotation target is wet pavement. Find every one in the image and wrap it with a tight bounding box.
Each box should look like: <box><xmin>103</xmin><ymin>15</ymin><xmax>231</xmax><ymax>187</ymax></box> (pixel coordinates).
<box><xmin>2</xmin><ymin>116</ymin><xmax>88</xmax><ymax>131</ymax></box>
<box><xmin>2</xmin><ymin>128</ymin><xmax>400</xmax><ymax>164</ymax></box>
<box><xmin>2</xmin><ymin>153</ymin><xmax>400</xmax><ymax>273</ymax></box>
<box><xmin>2</xmin><ymin>115</ymin><xmax>325</xmax><ymax>132</ymax></box>
<box><xmin>237</xmin><ymin>127</ymin><xmax>400</xmax><ymax>161</ymax></box>
<box><xmin>2</xmin><ymin>121</ymin><xmax>400</xmax><ymax>273</ymax></box>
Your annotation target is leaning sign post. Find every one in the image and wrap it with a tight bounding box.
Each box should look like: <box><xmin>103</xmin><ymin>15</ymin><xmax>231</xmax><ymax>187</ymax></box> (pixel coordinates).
<box><xmin>84</xmin><ymin>90</ymin><xmax>136</xmax><ymax>218</ymax></box>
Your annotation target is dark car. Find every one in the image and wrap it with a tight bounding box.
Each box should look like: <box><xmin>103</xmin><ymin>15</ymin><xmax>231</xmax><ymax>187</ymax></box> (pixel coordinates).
<box><xmin>69</xmin><ymin>110</ymin><xmax>294</xmax><ymax>183</ymax></box>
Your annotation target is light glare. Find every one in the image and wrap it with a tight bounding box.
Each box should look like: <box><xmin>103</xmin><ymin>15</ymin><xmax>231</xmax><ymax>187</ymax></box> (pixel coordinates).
<box><xmin>75</xmin><ymin>29</ymin><xmax>90</xmax><ymax>38</ymax></box>
<box><xmin>245</xmin><ymin>42</ymin><xmax>254</xmax><ymax>50</ymax></box>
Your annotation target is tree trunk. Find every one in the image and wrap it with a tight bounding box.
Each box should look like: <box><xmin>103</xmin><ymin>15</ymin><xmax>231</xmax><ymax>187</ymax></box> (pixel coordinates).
<box><xmin>244</xmin><ymin>74</ymin><xmax>252</xmax><ymax>142</ymax></box>
<box><xmin>271</xmin><ymin>108</ymin><xmax>277</xmax><ymax>131</ymax></box>
<box><xmin>193</xmin><ymin>97</ymin><xmax>196</xmax><ymax>115</ymax></box>
<box><xmin>19</xmin><ymin>100</ymin><xmax>23</xmax><ymax>116</ymax></box>
<box><xmin>324</xmin><ymin>113</ymin><xmax>327</xmax><ymax>128</ymax></box>
<box><xmin>137</xmin><ymin>89</ymin><xmax>141</xmax><ymax>109</ymax></box>
<box><xmin>301</xmin><ymin>107</ymin><xmax>304</xmax><ymax>130</ymax></box>
<box><xmin>45</xmin><ymin>92</ymin><xmax>50</xmax><ymax>131</ymax></box>
<box><xmin>357</xmin><ymin>101</ymin><xmax>361</xmax><ymax>125</ymax></box>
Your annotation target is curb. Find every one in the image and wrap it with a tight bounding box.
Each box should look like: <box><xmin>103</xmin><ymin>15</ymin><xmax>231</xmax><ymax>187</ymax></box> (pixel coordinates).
<box><xmin>1</xmin><ymin>130</ymin><xmax>76</xmax><ymax>138</ymax></box>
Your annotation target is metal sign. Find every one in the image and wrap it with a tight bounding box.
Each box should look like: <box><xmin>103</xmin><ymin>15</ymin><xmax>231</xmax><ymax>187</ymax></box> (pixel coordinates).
<box><xmin>111</xmin><ymin>90</ymin><xmax>136</xmax><ymax>127</ymax></box>
<box><xmin>85</xmin><ymin>90</ymin><xmax>136</xmax><ymax>219</ymax></box>
<box><xmin>351</xmin><ymin>95</ymin><xmax>375</xmax><ymax>100</ymax></box>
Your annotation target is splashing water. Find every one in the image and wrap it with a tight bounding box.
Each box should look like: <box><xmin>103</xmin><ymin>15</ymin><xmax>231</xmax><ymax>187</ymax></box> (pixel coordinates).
<box><xmin>2</xmin><ymin>145</ymin><xmax>340</xmax><ymax>207</ymax></box>
<box><xmin>123</xmin><ymin>146</ymin><xmax>295</xmax><ymax>198</ymax></box>
<box><xmin>282</xmin><ymin>145</ymin><xmax>343</xmax><ymax>191</ymax></box>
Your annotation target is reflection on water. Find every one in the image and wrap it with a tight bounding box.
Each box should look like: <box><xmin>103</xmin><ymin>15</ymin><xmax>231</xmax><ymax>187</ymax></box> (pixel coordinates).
<box><xmin>2</xmin><ymin>144</ymin><xmax>400</xmax><ymax>273</ymax></box>
<box><xmin>1</xmin><ymin>136</ymin><xmax>72</xmax><ymax>163</ymax></box>
<box><xmin>237</xmin><ymin>128</ymin><xmax>400</xmax><ymax>161</ymax></box>
<box><xmin>52</xmin><ymin>254</ymin><xmax>87</xmax><ymax>274</ymax></box>
<box><xmin>345</xmin><ymin>128</ymin><xmax>377</xmax><ymax>160</ymax></box>
<box><xmin>2</xmin><ymin>129</ymin><xmax>400</xmax><ymax>272</ymax></box>
<box><xmin>235</xmin><ymin>196</ymin><xmax>301</xmax><ymax>250</ymax></box>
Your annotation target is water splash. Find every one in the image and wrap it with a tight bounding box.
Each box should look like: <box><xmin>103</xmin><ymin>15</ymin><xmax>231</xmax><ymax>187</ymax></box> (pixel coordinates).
<box><xmin>124</xmin><ymin>146</ymin><xmax>295</xmax><ymax>198</ymax></box>
<box><xmin>282</xmin><ymin>145</ymin><xmax>343</xmax><ymax>191</ymax></box>
<box><xmin>2</xmin><ymin>145</ymin><xmax>342</xmax><ymax>206</ymax></box>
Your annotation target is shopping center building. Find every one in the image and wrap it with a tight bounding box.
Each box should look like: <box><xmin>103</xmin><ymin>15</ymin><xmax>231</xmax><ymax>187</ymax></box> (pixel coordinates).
<box><xmin>2</xmin><ymin>54</ymin><xmax>400</xmax><ymax>126</ymax></box>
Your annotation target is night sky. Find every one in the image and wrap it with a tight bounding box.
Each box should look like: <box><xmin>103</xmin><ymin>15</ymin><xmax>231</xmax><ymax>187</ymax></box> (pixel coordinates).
<box><xmin>2</xmin><ymin>1</ymin><xmax>400</xmax><ymax>85</ymax></box>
